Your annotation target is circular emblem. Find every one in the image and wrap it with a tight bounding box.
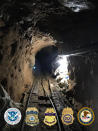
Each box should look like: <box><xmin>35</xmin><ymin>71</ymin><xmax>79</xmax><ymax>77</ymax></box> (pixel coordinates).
<box><xmin>77</xmin><ymin>107</ymin><xmax>95</xmax><ymax>126</ymax></box>
<box><xmin>29</xmin><ymin>116</ymin><xmax>35</xmax><ymax>121</ymax></box>
<box><xmin>63</xmin><ymin>114</ymin><xmax>72</xmax><ymax>124</ymax></box>
<box><xmin>4</xmin><ymin>108</ymin><xmax>21</xmax><ymax>125</ymax></box>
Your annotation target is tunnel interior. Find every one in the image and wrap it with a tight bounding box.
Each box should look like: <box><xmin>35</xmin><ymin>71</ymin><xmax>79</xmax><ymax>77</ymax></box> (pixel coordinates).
<box><xmin>34</xmin><ymin>46</ymin><xmax>58</xmax><ymax>75</ymax></box>
<box><xmin>0</xmin><ymin>0</ymin><xmax>98</xmax><ymax>130</ymax></box>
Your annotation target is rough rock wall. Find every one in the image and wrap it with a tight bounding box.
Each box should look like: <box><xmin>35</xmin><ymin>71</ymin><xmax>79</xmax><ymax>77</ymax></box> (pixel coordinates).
<box><xmin>0</xmin><ymin>25</ymin><xmax>32</xmax><ymax>102</ymax></box>
<box><xmin>0</xmin><ymin>20</ymin><xmax>56</xmax><ymax>102</ymax></box>
<box><xmin>68</xmin><ymin>55</ymin><xmax>98</xmax><ymax>130</ymax></box>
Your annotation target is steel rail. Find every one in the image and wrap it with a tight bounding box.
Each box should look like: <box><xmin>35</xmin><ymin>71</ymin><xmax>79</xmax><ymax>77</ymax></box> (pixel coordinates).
<box><xmin>43</xmin><ymin>89</ymin><xmax>62</xmax><ymax>131</ymax></box>
<box><xmin>21</xmin><ymin>77</ymin><xmax>64</xmax><ymax>131</ymax></box>
<box><xmin>41</xmin><ymin>77</ymin><xmax>63</xmax><ymax>131</ymax></box>
<box><xmin>21</xmin><ymin>79</ymin><xmax>37</xmax><ymax>131</ymax></box>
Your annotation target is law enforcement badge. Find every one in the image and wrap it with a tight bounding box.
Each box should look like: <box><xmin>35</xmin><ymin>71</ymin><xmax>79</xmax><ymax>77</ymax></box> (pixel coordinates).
<box><xmin>77</xmin><ymin>107</ymin><xmax>95</xmax><ymax>126</ymax></box>
<box><xmin>61</xmin><ymin>107</ymin><xmax>74</xmax><ymax>125</ymax></box>
<box><xmin>25</xmin><ymin>107</ymin><xmax>39</xmax><ymax>127</ymax></box>
<box><xmin>4</xmin><ymin>108</ymin><xmax>21</xmax><ymax>125</ymax></box>
<box><xmin>44</xmin><ymin>108</ymin><xmax>57</xmax><ymax>126</ymax></box>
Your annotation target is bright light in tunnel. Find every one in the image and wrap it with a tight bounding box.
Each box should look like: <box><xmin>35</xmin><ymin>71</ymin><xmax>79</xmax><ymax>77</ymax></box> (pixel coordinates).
<box><xmin>57</xmin><ymin>55</ymin><xmax>68</xmax><ymax>73</ymax></box>
<box><xmin>33</xmin><ymin>66</ymin><xmax>36</xmax><ymax>70</ymax></box>
<box><xmin>54</xmin><ymin>55</ymin><xmax>69</xmax><ymax>88</ymax></box>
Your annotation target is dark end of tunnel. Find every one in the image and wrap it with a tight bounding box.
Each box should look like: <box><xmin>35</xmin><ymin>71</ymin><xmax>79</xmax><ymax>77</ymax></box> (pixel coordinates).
<box><xmin>33</xmin><ymin>46</ymin><xmax>58</xmax><ymax>76</ymax></box>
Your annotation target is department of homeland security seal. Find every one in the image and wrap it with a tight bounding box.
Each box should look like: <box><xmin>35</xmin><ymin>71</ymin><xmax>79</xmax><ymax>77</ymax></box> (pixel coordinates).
<box><xmin>4</xmin><ymin>108</ymin><xmax>21</xmax><ymax>125</ymax></box>
<box><xmin>77</xmin><ymin>107</ymin><xmax>95</xmax><ymax>126</ymax></box>
<box><xmin>61</xmin><ymin>107</ymin><xmax>74</xmax><ymax>125</ymax></box>
<box><xmin>25</xmin><ymin>107</ymin><xmax>39</xmax><ymax>127</ymax></box>
<box><xmin>44</xmin><ymin>108</ymin><xmax>57</xmax><ymax>126</ymax></box>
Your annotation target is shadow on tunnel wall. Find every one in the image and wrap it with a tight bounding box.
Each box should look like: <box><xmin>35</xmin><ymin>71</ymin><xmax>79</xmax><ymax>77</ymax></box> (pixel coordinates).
<box><xmin>69</xmin><ymin>55</ymin><xmax>98</xmax><ymax>131</ymax></box>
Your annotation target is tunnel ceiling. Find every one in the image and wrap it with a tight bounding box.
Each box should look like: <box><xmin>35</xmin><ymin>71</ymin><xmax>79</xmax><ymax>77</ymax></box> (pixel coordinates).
<box><xmin>0</xmin><ymin>0</ymin><xmax>98</xmax><ymax>51</ymax></box>
<box><xmin>0</xmin><ymin>0</ymin><xmax>98</xmax><ymax>44</ymax></box>
<box><xmin>36</xmin><ymin>11</ymin><xmax>98</xmax><ymax>52</ymax></box>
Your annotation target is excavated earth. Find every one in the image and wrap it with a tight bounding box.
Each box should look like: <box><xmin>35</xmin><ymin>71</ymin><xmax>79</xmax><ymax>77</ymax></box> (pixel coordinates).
<box><xmin>0</xmin><ymin>0</ymin><xmax>98</xmax><ymax>131</ymax></box>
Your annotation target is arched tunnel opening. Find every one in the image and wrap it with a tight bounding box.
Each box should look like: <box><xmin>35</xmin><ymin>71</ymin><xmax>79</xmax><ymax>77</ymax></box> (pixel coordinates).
<box><xmin>34</xmin><ymin>46</ymin><xmax>58</xmax><ymax>76</ymax></box>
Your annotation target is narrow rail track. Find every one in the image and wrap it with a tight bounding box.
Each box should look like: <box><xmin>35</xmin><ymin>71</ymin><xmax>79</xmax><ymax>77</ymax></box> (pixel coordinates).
<box><xmin>21</xmin><ymin>77</ymin><xmax>83</xmax><ymax>131</ymax></box>
<box><xmin>21</xmin><ymin>78</ymin><xmax>64</xmax><ymax>131</ymax></box>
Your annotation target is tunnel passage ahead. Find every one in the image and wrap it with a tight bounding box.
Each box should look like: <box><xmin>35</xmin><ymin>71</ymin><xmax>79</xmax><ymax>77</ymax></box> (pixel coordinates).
<box><xmin>34</xmin><ymin>46</ymin><xmax>58</xmax><ymax>75</ymax></box>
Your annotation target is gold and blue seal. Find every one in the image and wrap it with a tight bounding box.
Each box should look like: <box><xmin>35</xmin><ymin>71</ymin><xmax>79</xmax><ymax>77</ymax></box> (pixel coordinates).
<box><xmin>77</xmin><ymin>107</ymin><xmax>95</xmax><ymax>126</ymax></box>
<box><xmin>61</xmin><ymin>107</ymin><xmax>74</xmax><ymax>125</ymax></box>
